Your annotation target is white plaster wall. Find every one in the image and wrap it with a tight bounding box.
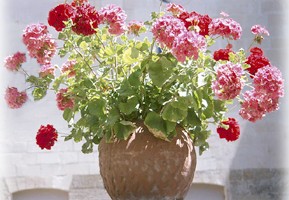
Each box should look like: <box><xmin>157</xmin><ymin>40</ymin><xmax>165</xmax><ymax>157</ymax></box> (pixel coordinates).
<box><xmin>0</xmin><ymin>0</ymin><xmax>288</xmax><ymax>195</ymax></box>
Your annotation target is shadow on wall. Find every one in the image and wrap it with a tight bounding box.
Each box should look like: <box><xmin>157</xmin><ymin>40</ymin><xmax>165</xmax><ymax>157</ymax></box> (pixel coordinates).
<box><xmin>228</xmin><ymin>1</ymin><xmax>289</xmax><ymax>198</ymax></box>
<box><xmin>12</xmin><ymin>189</ymin><xmax>68</xmax><ymax>200</ymax></box>
<box><xmin>185</xmin><ymin>183</ymin><xmax>225</xmax><ymax>200</ymax></box>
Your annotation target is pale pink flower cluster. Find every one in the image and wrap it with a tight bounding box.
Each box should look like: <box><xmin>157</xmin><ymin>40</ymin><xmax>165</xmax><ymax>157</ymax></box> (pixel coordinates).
<box><xmin>152</xmin><ymin>16</ymin><xmax>187</xmax><ymax>49</ymax></box>
<box><xmin>39</xmin><ymin>64</ymin><xmax>55</xmax><ymax>77</ymax></box>
<box><xmin>253</xmin><ymin>65</ymin><xmax>284</xmax><ymax>99</ymax></box>
<box><xmin>209</xmin><ymin>17</ymin><xmax>242</xmax><ymax>40</ymax></box>
<box><xmin>4</xmin><ymin>52</ymin><xmax>26</xmax><ymax>71</ymax></box>
<box><xmin>128</xmin><ymin>21</ymin><xmax>144</xmax><ymax>36</ymax></box>
<box><xmin>61</xmin><ymin>60</ymin><xmax>77</xmax><ymax>77</ymax></box>
<box><xmin>99</xmin><ymin>4</ymin><xmax>127</xmax><ymax>35</ymax></box>
<box><xmin>212</xmin><ymin>62</ymin><xmax>243</xmax><ymax>100</ymax></box>
<box><xmin>239</xmin><ymin>65</ymin><xmax>284</xmax><ymax>122</ymax></box>
<box><xmin>251</xmin><ymin>25</ymin><xmax>269</xmax><ymax>36</ymax></box>
<box><xmin>22</xmin><ymin>23</ymin><xmax>57</xmax><ymax>65</ymax></box>
<box><xmin>56</xmin><ymin>88</ymin><xmax>75</xmax><ymax>111</ymax></box>
<box><xmin>166</xmin><ymin>3</ymin><xmax>185</xmax><ymax>16</ymax></box>
<box><xmin>5</xmin><ymin>87</ymin><xmax>28</xmax><ymax>109</ymax></box>
<box><xmin>172</xmin><ymin>31</ymin><xmax>206</xmax><ymax>62</ymax></box>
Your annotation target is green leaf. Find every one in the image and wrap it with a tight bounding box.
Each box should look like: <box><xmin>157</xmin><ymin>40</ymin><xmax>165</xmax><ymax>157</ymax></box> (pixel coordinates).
<box><xmin>32</xmin><ymin>87</ymin><xmax>47</xmax><ymax>101</ymax></box>
<box><xmin>144</xmin><ymin>111</ymin><xmax>176</xmax><ymax>140</ymax></box>
<box><xmin>63</xmin><ymin>109</ymin><xmax>73</xmax><ymax>122</ymax></box>
<box><xmin>186</xmin><ymin>108</ymin><xmax>201</xmax><ymax>127</ymax></box>
<box><xmin>113</xmin><ymin>121</ymin><xmax>136</xmax><ymax>140</ymax></box>
<box><xmin>79</xmin><ymin>41</ymin><xmax>88</xmax><ymax>50</ymax></box>
<box><xmin>87</xmin><ymin>98</ymin><xmax>106</xmax><ymax>117</ymax></box>
<box><xmin>82</xmin><ymin>141</ymin><xmax>93</xmax><ymax>154</ymax></box>
<box><xmin>128</xmin><ymin>70</ymin><xmax>141</xmax><ymax>87</ymax></box>
<box><xmin>107</xmin><ymin>107</ymin><xmax>120</xmax><ymax>126</ymax></box>
<box><xmin>123</xmin><ymin>47</ymin><xmax>140</xmax><ymax>64</ymax></box>
<box><xmin>147</xmin><ymin>56</ymin><xmax>175</xmax><ymax>87</ymax></box>
<box><xmin>161</xmin><ymin>103</ymin><xmax>188</xmax><ymax>123</ymax></box>
<box><xmin>117</xmin><ymin>79</ymin><xmax>135</xmax><ymax>96</ymax></box>
<box><xmin>119</xmin><ymin>96</ymin><xmax>139</xmax><ymax>115</ymax></box>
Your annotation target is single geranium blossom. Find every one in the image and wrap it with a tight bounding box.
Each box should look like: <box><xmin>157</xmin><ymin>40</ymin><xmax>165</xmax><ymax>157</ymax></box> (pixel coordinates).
<box><xmin>4</xmin><ymin>52</ymin><xmax>26</xmax><ymax>71</ymax></box>
<box><xmin>166</xmin><ymin>3</ymin><xmax>185</xmax><ymax>16</ymax></box>
<box><xmin>36</xmin><ymin>124</ymin><xmax>58</xmax><ymax>150</ymax></box>
<box><xmin>217</xmin><ymin>118</ymin><xmax>240</xmax><ymax>142</ymax></box>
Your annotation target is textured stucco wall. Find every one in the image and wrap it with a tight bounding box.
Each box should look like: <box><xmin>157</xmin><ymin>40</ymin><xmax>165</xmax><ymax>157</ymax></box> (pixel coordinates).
<box><xmin>0</xmin><ymin>0</ymin><xmax>288</xmax><ymax>199</ymax></box>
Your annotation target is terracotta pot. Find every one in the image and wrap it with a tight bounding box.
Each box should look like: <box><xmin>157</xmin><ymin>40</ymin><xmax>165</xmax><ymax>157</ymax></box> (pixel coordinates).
<box><xmin>98</xmin><ymin>121</ymin><xmax>196</xmax><ymax>200</ymax></box>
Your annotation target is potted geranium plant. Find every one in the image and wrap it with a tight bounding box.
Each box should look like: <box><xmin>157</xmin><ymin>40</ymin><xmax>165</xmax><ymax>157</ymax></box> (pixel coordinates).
<box><xmin>3</xmin><ymin>0</ymin><xmax>284</xmax><ymax>199</ymax></box>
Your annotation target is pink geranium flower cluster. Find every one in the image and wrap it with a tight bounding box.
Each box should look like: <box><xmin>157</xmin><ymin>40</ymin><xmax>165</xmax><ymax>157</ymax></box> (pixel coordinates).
<box><xmin>212</xmin><ymin>62</ymin><xmax>243</xmax><ymax>100</ymax></box>
<box><xmin>152</xmin><ymin>16</ymin><xmax>187</xmax><ymax>49</ymax></box>
<box><xmin>56</xmin><ymin>88</ymin><xmax>75</xmax><ymax>111</ymax></box>
<box><xmin>209</xmin><ymin>17</ymin><xmax>242</xmax><ymax>40</ymax></box>
<box><xmin>39</xmin><ymin>64</ymin><xmax>55</xmax><ymax>78</ymax></box>
<box><xmin>4</xmin><ymin>52</ymin><xmax>26</xmax><ymax>71</ymax></box>
<box><xmin>61</xmin><ymin>60</ymin><xmax>76</xmax><ymax>77</ymax></box>
<box><xmin>251</xmin><ymin>24</ymin><xmax>269</xmax><ymax>44</ymax></box>
<box><xmin>5</xmin><ymin>87</ymin><xmax>28</xmax><ymax>109</ymax></box>
<box><xmin>22</xmin><ymin>23</ymin><xmax>57</xmax><ymax>65</ymax></box>
<box><xmin>99</xmin><ymin>4</ymin><xmax>127</xmax><ymax>35</ymax></box>
<box><xmin>127</xmin><ymin>21</ymin><xmax>144</xmax><ymax>36</ymax></box>
<box><xmin>239</xmin><ymin>65</ymin><xmax>284</xmax><ymax>122</ymax></box>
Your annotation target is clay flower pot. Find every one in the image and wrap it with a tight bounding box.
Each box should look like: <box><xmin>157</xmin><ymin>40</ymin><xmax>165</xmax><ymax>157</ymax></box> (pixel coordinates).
<box><xmin>98</xmin><ymin>121</ymin><xmax>196</xmax><ymax>200</ymax></box>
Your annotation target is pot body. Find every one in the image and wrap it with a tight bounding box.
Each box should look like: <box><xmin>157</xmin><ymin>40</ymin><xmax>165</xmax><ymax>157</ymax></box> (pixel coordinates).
<box><xmin>98</xmin><ymin>122</ymin><xmax>196</xmax><ymax>200</ymax></box>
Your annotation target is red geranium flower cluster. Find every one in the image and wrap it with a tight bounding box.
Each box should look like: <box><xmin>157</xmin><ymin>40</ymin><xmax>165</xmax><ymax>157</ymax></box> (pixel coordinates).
<box><xmin>48</xmin><ymin>2</ymin><xmax>100</xmax><ymax>36</ymax></box>
<box><xmin>177</xmin><ymin>11</ymin><xmax>212</xmax><ymax>36</ymax></box>
<box><xmin>213</xmin><ymin>48</ymin><xmax>233</xmax><ymax>61</ymax></box>
<box><xmin>48</xmin><ymin>4</ymin><xmax>74</xmax><ymax>31</ymax></box>
<box><xmin>245</xmin><ymin>47</ymin><xmax>270</xmax><ymax>76</ymax></box>
<box><xmin>36</xmin><ymin>124</ymin><xmax>58</xmax><ymax>150</ymax></box>
<box><xmin>217</xmin><ymin>118</ymin><xmax>240</xmax><ymax>142</ymax></box>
